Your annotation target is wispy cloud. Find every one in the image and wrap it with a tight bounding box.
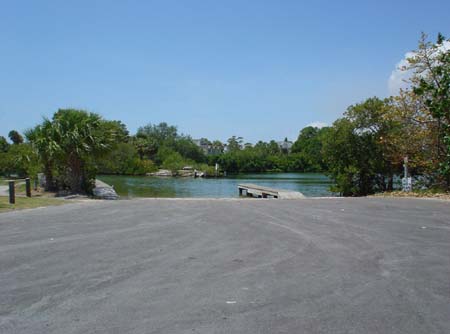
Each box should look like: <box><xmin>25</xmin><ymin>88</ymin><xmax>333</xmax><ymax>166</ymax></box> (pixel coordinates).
<box><xmin>388</xmin><ymin>51</ymin><xmax>415</xmax><ymax>95</ymax></box>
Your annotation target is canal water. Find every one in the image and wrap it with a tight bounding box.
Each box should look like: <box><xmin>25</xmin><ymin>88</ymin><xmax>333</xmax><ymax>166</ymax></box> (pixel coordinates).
<box><xmin>99</xmin><ymin>173</ymin><xmax>335</xmax><ymax>198</ymax></box>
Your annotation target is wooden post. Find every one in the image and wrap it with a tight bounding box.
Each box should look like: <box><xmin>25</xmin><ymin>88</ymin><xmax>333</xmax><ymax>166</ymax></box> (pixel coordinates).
<box><xmin>9</xmin><ymin>181</ymin><xmax>15</xmax><ymax>204</ymax></box>
<box><xmin>26</xmin><ymin>178</ymin><xmax>31</xmax><ymax>197</ymax></box>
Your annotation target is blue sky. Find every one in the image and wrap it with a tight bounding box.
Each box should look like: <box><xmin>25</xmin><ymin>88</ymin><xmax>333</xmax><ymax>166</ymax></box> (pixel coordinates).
<box><xmin>1</xmin><ymin>0</ymin><xmax>449</xmax><ymax>143</ymax></box>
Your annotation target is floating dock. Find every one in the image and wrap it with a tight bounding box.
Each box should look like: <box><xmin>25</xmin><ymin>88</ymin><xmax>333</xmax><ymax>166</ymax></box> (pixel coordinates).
<box><xmin>238</xmin><ymin>183</ymin><xmax>305</xmax><ymax>199</ymax></box>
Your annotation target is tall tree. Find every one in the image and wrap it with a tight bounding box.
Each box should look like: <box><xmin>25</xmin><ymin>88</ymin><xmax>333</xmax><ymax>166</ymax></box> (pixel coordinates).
<box><xmin>211</xmin><ymin>140</ymin><xmax>225</xmax><ymax>154</ymax></box>
<box><xmin>27</xmin><ymin>109</ymin><xmax>119</xmax><ymax>193</ymax></box>
<box><xmin>406</xmin><ymin>33</ymin><xmax>450</xmax><ymax>188</ymax></box>
<box><xmin>345</xmin><ymin>97</ymin><xmax>401</xmax><ymax>190</ymax></box>
<box><xmin>137</xmin><ymin>122</ymin><xmax>178</xmax><ymax>144</ymax></box>
<box><xmin>323</xmin><ymin>117</ymin><xmax>382</xmax><ymax>196</ymax></box>
<box><xmin>227</xmin><ymin>136</ymin><xmax>243</xmax><ymax>152</ymax></box>
<box><xmin>292</xmin><ymin>126</ymin><xmax>329</xmax><ymax>171</ymax></box>
<box><xmin>8</xmin><ymin>130</ymin><xmax>24</xmax><ymax>144</ymax></box>
<box><xmin>25</xmin><ymin>118</ymin><xmax>59</xmax><ymax>190</ymax></box>
<box><xmin>0</xmin><ymin>136</ymin><xmax>9</xmax><ymax>152</ymax></box>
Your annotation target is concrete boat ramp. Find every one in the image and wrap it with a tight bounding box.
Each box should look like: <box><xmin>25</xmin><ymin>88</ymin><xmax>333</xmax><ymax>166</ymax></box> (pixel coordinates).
<box><xmin>238</xmin><ymin>183</ymin><xmax>305</xmax><ymax>199</ymax></box>
<box><xmin>1</xmin><ymin>198</ymin><xmax>449</xmax><ymax>333</ymax></box>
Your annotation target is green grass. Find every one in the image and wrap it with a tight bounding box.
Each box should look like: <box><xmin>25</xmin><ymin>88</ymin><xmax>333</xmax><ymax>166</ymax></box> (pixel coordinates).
<box><xmin>0</xmin><ymin>179</ymin><xmax>35</xmax><ymax>194</ymax></box>
<box><xmin>15</xmin><ymin>182</ymin><xmax>27</xmax><ymax>193</ymax></box>
<box><xmin>0</xmin><ymin>196</ymin><xmax>67</xmax><ymax>213</ymax></box>
<box><xmin>374</xmin><ymin>189</ymin><xmax>450</xmax><ymax>199</ymax></box>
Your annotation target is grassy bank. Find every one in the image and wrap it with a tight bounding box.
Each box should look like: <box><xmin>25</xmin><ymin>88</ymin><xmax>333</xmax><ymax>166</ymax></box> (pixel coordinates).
<box><xmin>373</xmin><ymin>190</ymin><xmax>450</xmax><ymax>200</ymax></box>
<box><xmin>0</xmin><ymin>197</ymin><xmax>67</xmax><ymax>213</ymax></box>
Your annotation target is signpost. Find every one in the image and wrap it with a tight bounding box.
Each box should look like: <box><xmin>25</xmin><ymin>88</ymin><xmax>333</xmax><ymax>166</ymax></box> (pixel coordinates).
<box><xmin>402</xmin><ymin>156</ymin><xmax>412</xmax><ymax>192</ymax></box>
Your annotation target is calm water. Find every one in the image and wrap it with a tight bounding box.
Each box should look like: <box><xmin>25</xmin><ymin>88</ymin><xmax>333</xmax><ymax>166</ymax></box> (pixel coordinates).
<box><xmin>99</xmin><ymin>173</ymin><xmax>335</xmax><ymax>198</ymax></box>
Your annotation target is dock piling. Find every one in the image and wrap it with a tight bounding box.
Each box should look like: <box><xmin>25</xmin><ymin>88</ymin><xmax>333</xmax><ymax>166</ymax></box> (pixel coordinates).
<box><xmin>9</xmin><ymin>181</ymin><xmax>15</xmax><ymax>204</ymax></box>
<box><xmin>26</xmin><ymin>178</ymin><xmax>31</xmax><ymax>197</ymax></box>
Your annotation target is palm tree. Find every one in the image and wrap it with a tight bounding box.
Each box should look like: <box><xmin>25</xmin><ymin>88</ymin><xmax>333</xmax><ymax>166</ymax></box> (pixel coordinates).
<box><xmin>27</xmin><ymin>109</ymin><xmax>118</xmax><ymax>194</ymax></box>
<box><xmin>25</xmin><ymin>118</ymin><xmax>60</xmax><ymax>191</ymax></box>
<box><xmin>51</xmin><ymin>109</ymin><xmax>118</xmax><ymax>193</ymax></box>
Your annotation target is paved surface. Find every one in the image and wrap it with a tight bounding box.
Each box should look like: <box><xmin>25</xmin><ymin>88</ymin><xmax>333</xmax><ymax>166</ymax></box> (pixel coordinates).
<box><xmin>0</xmin><ymin>198</ymin><xmax>449</xmax><ymax>334</ymax></box>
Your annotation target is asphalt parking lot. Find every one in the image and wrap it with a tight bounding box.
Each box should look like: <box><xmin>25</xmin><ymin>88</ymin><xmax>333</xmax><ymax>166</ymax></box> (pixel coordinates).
<box><xmin>0</xmin><ymin>197</ymin><xmax>449</xmax><ymax>333</ymax></box>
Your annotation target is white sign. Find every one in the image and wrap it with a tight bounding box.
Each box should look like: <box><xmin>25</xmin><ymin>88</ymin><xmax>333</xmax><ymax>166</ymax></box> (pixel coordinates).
<box><xmin>402</xmin><ymin>177</ymin><xmax>412</xmax><ymax>192</ymax></box>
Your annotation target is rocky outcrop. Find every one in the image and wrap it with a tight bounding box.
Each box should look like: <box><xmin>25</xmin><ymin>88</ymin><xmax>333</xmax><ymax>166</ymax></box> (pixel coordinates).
<box><xmin>177</xmin><ymin>170</ymin><xmax>195</xmax><ymax>177</ymax></box>
<box><xmin>146</xmin><ymin>169</ymin><xmax>207</xmax><ymax>178</ymax></box>
<box><xmin>146</xmin><ymin>169</ymin><xmax>173</xmax><ymax>177</ymax></box>
<box><xmin>93</xmin><ymin>179</ymin><xmax>119</xmax><ymax>200</ymax></box>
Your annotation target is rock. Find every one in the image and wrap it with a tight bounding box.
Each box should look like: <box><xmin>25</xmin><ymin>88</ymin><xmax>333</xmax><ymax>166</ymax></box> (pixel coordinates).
<box><xmin>147</xmin><ymin>169</ymin><xmax>173</xmax><ymax>177</ymax></box>
<box><xmin>177</xmin><ymin>170</ymin><xmax>195</xmax><ymax>177</ymax></box>
<box><xmin>93</xmin><ymin>179</ymin><xmax>119</xmax><ymax>200</ymax></box>
<box><xmin>93</xmin><ymin>186</ymin><xmax>119</xmax><ymax>200</ymax></box>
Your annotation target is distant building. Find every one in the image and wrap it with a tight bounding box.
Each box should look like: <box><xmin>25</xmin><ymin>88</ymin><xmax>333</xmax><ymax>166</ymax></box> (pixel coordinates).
<box><xmin>193</xmin><ymin>138</ymin><xmax>223</xmax><ymax>155</ymax></box>
<box><xmin>277</xmin><ymin>139</ymin><xmax>293</xmax><ymax>153</ymax></box>
<box><xmin>193</xmin><ymin>139</ymin><xmax>209</xmax><ymax>154</ymax></box>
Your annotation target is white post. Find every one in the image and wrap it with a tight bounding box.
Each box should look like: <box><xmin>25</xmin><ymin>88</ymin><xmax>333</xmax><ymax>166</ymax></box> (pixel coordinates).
<box><xmin>402</xmin><ymin>156</ymin><xmax>411</xmax><ymax>192</ymax></box>
<box><xmin>403</xmin><ymin>156</ymin><xmax>408</xmax><ymax>179</ymax></box>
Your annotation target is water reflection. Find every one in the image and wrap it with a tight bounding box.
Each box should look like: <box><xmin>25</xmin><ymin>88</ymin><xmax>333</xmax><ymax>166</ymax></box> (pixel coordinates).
<box><xmin>99</xmin><ymin>173</ymin><xmax>334</xmax><ymax>198</ymax></box>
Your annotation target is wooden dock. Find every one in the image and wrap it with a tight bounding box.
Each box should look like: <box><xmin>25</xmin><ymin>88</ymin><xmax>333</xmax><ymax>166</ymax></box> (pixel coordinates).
<box><xmin>238</xmin><ymin>183</ymin><xmax>305</xmax><ymax>199</ymax></box>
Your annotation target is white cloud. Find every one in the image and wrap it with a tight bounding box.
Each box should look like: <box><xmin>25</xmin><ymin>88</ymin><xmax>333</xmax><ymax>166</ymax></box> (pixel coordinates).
<box><xmin>388</xmin><ymin>51</ymin><xmax>415</xmax><ymax>95</ymax></box>
<box><xmin>388</xmin><ymin>41</ymin><xmax>450</xmax><ymax>96</ymax></box>
<box><xmin>307</xmin><ymin>121</ymin><xmax>328</xmax><ymax>129</ymax></box>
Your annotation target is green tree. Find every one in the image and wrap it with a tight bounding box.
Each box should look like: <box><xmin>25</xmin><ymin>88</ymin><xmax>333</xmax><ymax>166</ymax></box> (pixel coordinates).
<box><xmin>0</xmin><ymin>136</ymin><xmax>9</xmax><ymax>152</ymax></box>
<box><xmin>97</xmin><ymin>142</ymin><xmax>156</xmax><ymax>175</ymax></box>
<box><xmin>28</xmin><ymin>109</ymin><xmax>119</xmax><ymax>193</ymax></box>
<box><xmin>322</xmin><ymin>95</ymin><xmax>407</xmax><ymax>196</ymax></box>
<box><xmin>345</xmin><ymin>97</ymin><xmax>402</xmax><ymax>190</ymax></box>
<box><xmin>0</xmin><ymin>143</ymin><xmax>40</xmax><ymax>177</ymax></box>
<box><xmin>323</xmin><ymin>118</ymin><xmax>380</xmax><ymax>196</ymax></box>
<box><xmin>268</xmin><ymin>140</ymin><xmax>281</xmax><ymax>155</ymax></box>
<box><xmin>8</xmin><ymin>130</ymin><xmax>24</xmax><ymax>144</ymax></box>
<box><xmin>110</xmin><ymin>120</ymin><xmax>130</xmax><ymax>142</ymax></box>
<box><xmin>292</xmin><ymin>126</ymin><xmax>330</xmax><ymax>171</ymax></box>
<box><xmin>130</xmin><ymin>136</ymin><xmax>157</xmax><ymax>160</ymax></box>
<box><xmin>161</xmin><ymin>151</ymin><xmax>186</xmax><ymax>172</ymax></box>
<box><xmin>137</xmin><ymin>122</ymin><xmax>178</xmax><ymax>145</ymax></box>
<box><xmin>172</xmin><ymin>137</ymin><xmax>205</xmax><ymax>162</ymax></box>
<box><xmin>407</xmin><ymin>33</ymin><xmax>450</xmax><ymax>188</ymax></box>
<box><xmin>25</xmin><ymin>118</ymin><xmax>60</xmax><ymax>190</ymax></box>
<box><xmin>134</xmin><ymin>122</ymin><xmax>204</xmax><ymax>163</ymax></box>
<box><xmin>226</xmin><ymin>136</ymin><xmax>243</xmax><ymax>152</ymax></box>
<box><xmin>388</xmin><ymin>91</ymin><xmax>436</xmax><ymax>179</ymax></box>
<box><xmin>211</xmin><ymin>140</ymin><xmax>225</xmax><ymax>154</ymax></box>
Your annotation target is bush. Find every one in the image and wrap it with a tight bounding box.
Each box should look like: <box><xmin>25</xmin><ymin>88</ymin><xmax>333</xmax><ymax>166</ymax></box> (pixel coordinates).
<box><xmin>161</xmin><ymin>152</ymin><xmax>189</xmax><ymax>172</ymax></box>
<box><xmin>0</xmin><ymin>144</ymin><xmax>40</xmax><ymax>178</ymax></box>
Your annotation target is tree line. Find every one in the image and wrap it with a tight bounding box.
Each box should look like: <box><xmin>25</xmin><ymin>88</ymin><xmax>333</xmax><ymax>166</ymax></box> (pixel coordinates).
<box><xmin>0</xmin><ymin>33</ymin><xmax>449</xmax><ymax>196</ymax></box>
